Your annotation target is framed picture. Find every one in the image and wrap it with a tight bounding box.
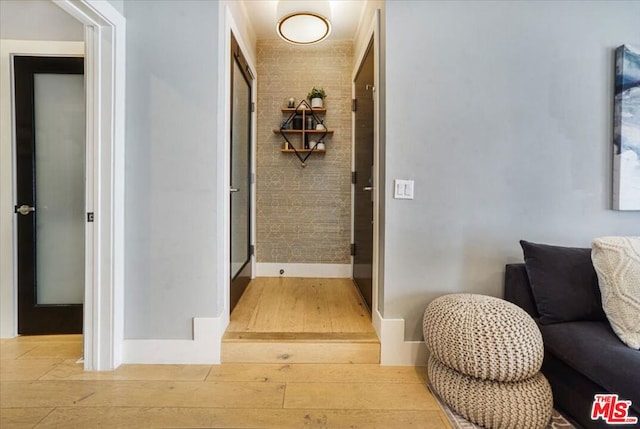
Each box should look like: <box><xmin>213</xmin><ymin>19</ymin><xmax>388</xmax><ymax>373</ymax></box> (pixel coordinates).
<box><xmin>613</xmin><ymin>45</ymin><xmax>640</xmax><ymax>211</ymax></box>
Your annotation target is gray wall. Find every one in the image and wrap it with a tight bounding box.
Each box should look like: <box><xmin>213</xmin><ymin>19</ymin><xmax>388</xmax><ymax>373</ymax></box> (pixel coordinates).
<box><xmin>384</xmin><ymin>1</ymin><xmax>640</xmax><ymax>340</ymax></box>
<box><xmin>106</xmin><ymin>0</ymin><xmax>124</xmax><ymax>15</ymax></box>
<box><xmin>0</xmin><ymin>0</ymin><xmax>83</xmax><ymax>41</ymax></box>
<box><xmin>123</xmin><ymin>0</ymin><xmax>220</xmax><ymax>339</ymax></box>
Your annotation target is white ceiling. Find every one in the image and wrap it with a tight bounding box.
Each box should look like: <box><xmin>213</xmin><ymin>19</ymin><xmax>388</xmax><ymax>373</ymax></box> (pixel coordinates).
<box><xmin>242</xmin><ymin>0</ymin><xmax>367</xmax><ymax>41</ymax></box>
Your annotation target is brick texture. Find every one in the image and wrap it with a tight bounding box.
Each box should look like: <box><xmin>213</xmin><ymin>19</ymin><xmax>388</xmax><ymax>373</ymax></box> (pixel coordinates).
<box><xmin>256</xmin><ymin>40</ymin><xmax>353</xmax><ymax>263</ymax></box>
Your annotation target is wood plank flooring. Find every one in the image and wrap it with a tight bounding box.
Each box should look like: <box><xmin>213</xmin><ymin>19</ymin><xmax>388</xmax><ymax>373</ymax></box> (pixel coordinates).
<box><xmin>226</xmin><ymin>277</ymin><xmax>374</xmax><ymax>334</ymax></box>
<box><xmin>0</xmin><ymin>335</ymin><xmax>452</xmax><ymax>428</ymax></box>
<box><xmin>223</xmin><ymin>278</ymin><xmax>381</xmax><ymax>363</ymax></box>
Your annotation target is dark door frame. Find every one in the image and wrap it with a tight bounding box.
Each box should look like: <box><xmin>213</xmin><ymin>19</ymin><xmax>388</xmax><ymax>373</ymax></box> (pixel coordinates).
<box><xmin>351</xmin><ymin>12</ymin><xmax>381</xmax><ymax>322</ymax></box>
<box><xmin>352</xmin><ymin>40</ymin><xmax>375</xmax><ymax>311</ymax></box>
<box><xmin>14</xmin><ymin>55</ymin><xmax>85</xmax><ymax>335</ymax></box>
<box><xmin>229</xmin><ymin>32</ymin><xmax>255</xmax><ymax>312</ymax></box>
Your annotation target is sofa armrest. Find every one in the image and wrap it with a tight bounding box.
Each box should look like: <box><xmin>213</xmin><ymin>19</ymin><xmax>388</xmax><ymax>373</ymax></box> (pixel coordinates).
<box><xmin>504</xmin><ymin>263</ymin><xmax>539</xmax><ymax>319</ymax></box>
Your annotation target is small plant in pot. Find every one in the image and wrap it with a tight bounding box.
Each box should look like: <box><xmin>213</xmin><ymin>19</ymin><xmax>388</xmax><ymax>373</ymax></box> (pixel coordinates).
<box><xmin>307</xmin><ymin>87</ymin><xmax>326</xmax><ymax>109</ymax></box>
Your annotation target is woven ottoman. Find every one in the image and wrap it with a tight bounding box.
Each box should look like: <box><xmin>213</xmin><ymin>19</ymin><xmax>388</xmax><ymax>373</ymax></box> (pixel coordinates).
<box><xmin>423</xmin><ymin>294</ymin><xmax>552</xmax><ymax>429</ymax></box>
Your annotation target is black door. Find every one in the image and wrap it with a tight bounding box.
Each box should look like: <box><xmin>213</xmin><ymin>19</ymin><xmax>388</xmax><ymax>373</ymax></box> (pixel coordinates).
<box><xmin>14</xmin><ymin>56</ymin><xmax>85</xmax><ymax>335</ymax></box>
<box><xmin>353</xmin><ymin>40</ymin><xmax>375</xmax><ymax>310</ymax></box>
<box><xmin>229</xmin><ymin>34</ymin><xmax>253</xmax><ymax>312</ymax></box>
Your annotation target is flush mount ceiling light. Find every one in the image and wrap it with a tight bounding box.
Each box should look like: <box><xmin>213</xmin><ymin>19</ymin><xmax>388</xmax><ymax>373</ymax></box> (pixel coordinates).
<box><xmin>276</xmin><ymin>1</ymin><xmax>332</xmax><ymax>45</ymax></box>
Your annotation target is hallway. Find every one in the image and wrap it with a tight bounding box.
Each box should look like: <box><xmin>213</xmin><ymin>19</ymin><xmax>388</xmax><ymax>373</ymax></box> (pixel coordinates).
<box><xmin>223</xmin><ymin>278</ymin><xmax>380</xmax><ymax>363</ymax></box>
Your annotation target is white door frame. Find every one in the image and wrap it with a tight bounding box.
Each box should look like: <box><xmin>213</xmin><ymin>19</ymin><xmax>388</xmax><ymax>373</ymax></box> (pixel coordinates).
<box><xmin>0</xmin><ymin>0</ymin><xmax>125</xmax><ymax>371</ymax></box>
<box><xmin>56</xmin><ymin>0</ymin><xmax>126</xmax><ymax>371</ymax></box>
<box><xmin>217</xmin><ymin>4</ymin><xmax>257</xmax><ymax>334</ymax></box>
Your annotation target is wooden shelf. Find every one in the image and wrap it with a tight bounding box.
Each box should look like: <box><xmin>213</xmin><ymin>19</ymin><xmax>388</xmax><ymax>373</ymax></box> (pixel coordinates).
<box><xmin>278</xmin><ymin>104</ymin><xmax>329</xmax><ymax>162</ymax></box>
<box><xmin>273</xmin><ymin>129</ymin><xmax>333</xmax><ymax>134</ymax></box>
<box><xmin>281</xmin><ymin>107</ymin><xmax>326</xmax><ymax>113</ymax></box>
<box><xmin>281</xmin><ymin>149</ymin><xmax>326</xmax><ymax>153</ymax></box>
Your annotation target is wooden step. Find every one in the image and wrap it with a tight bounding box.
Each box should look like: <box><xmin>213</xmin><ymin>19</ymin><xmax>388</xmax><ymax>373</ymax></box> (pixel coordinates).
<box><xmin>222</xmin><ymin>331</ymin><xmax>380</xmax><ymax>364</ymax></box>
<box><xmin>223</xmin><ymin>278</ymin><xmax>380</xmax><ymax>364</ymax></box>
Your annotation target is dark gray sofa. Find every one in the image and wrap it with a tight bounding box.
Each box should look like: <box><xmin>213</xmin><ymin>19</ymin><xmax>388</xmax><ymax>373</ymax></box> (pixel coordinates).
<box><xmin>505</xmin><ymin>263</ymin><xmax>640</xmax><ymax>429</ymax></box>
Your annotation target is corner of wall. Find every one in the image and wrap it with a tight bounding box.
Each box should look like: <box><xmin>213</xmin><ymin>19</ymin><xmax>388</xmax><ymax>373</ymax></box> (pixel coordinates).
<box><xmin>376</xmin><ymin>310</ymin><xmax>428</xmax><ymax>366</ymax></box>
<box><xmin>122</xmin><ymin>316</ymin><xmax>224</xmax><ymax>364</ymax></box>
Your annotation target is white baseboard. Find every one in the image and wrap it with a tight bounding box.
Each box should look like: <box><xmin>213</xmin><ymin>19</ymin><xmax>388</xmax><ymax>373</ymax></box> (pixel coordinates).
<box><xmin>255</xmin><ymin>263</ymin><xmax>351</xmax><ymax>278</ymax></box>
<box><xmin>375</xmin><ymin>310</ymin><xmax>428</xmax><ymax>366</ymax></box>
<box><xmin>120</xmin><ymin>310</ymin><xmax>426</xmax><ymax>367</ymax></box>
<box><xmin>122</xmin><ymin>317</ymin><xmax>225</xmax><ymax>364</ymax></box>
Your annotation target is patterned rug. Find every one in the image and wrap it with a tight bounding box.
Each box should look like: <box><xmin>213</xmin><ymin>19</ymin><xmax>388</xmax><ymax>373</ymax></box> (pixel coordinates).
<box><xmin>428</xmin><ymin>384</ymin><xmax>576</xmax><ymax>429</ymax></box>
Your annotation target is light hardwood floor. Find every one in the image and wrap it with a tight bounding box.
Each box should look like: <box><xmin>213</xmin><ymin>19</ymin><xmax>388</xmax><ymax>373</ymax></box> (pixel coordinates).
<box><xmin>0</xmin><ymin>335</ymin><xmax>452</xmax><ymax>428</ymax></box>
<box><xmin>226</xmin><ymin>278</ymin><xmax>374</xmax><ymax>334</ymax></box>
<box><xmin>223</xmin><ymin>278</ymin><xmax>381</xmax><ymax>363</ymax></box>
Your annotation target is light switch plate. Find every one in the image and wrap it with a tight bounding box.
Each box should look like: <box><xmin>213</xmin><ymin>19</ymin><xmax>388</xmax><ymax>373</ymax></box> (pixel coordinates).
<box><xmin>394</xmin><ymin>179</ymin><xmax>414</xmax><ymax>200</ymax></box>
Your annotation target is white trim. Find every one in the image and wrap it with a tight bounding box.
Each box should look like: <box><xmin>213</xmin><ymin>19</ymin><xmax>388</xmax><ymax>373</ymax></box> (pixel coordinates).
<box><xmin>255</xmin><ymin>263</ymin><xmax>351</xmax><ymax>278</ymax></box>
<box><xmin>122</xmin><ymin>317</ymin><xmax>223</xmax><ymax>364</ymax></box>
<box><xmin>371</xmin><ymin>10</ymin><xmax>382</xmax><ymax>335</ymax></box>
<box><xmin>372</xmin><ymin>299</ymin><xmax>383</xmax><ymax>335</ymax></box>
<box><xmin>53</xmin><ymin>0</ymin><xmax>126</xmax><ymax>371</ymax></box>
<box><xmin>218</xmin><ymin>3</ymin><xmax>257</xmax><ymax>339</ymax></box>
<box><xmin>377</xmin><ymin>310</ymin><xmax>428</xmax><ymax>366</ymax></box>
<box><xmin>216</xmin><ymin>3</ymin><xmax>231</xmax><ymax>341</ymax></box>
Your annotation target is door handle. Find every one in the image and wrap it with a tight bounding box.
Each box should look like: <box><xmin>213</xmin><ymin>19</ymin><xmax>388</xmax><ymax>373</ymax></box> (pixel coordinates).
<box><xmin>230</xmin><ymin>187</ymin><xmax>239</xmax><ymax>193</ymax></box>
<box><xmin>15</xmin><ymin>205</ymin><xmax>35</xmax><ymax>215</ymax></box>
<box><xmin>363</xmin><ymin>187</ymin><xmax>373</xmax><ymax>191</ymax></box>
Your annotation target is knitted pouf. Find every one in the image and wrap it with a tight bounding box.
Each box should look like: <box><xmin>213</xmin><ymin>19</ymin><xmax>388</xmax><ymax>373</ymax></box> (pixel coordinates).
<box><xmin>423</xmin><ymin>293</ymin><xmax>543</xmax><ymax>382</ymax></box>
<box><xmin>428</xmin><ymin>355</ymin><xmax>553</xmax><ymax>429</ymax></box>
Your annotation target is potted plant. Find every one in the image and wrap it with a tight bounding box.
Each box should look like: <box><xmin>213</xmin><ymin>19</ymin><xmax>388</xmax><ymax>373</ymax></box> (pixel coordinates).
<box><xmin>307</xmin><ymin>87</ymin><xmax>326</xmax><ymax>108</ymax></box>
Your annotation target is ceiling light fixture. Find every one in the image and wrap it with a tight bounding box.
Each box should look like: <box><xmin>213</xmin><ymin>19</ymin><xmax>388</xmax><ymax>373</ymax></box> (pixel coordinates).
<box><xmin>276</xmin><ymin>1</ymin><xmax>332</xmax><ymax>45</ymax></box>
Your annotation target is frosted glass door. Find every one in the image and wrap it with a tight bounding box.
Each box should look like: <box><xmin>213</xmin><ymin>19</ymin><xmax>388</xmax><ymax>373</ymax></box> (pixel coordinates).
<box><xmin>230</xmin><ymin>59</ymin><xmax>250</xmax><ymax>279</ymax></box>
<box><xmin>14</xmin><ymin>56</ymin><xmax>85</xmax><ymax>335</ymax></box>
<box><xmin>34</xmin><ymin>73</ymin><xmax>86</xmax><ymax>304</ymax></box>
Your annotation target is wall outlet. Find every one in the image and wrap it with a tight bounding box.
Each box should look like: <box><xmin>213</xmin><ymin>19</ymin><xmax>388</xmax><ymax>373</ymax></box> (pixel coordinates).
<box><xmin>394</xmin><ymin>179</ymin><xmax>414</xmax><ymax>200</ymax></box>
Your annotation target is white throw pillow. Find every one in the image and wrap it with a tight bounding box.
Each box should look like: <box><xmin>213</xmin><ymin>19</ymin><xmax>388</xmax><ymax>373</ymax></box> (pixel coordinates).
<box><xmin>591</xmin><ymin>236</ymin><xmax>640</xmax><ymax>350</ymax></box>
